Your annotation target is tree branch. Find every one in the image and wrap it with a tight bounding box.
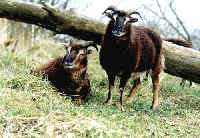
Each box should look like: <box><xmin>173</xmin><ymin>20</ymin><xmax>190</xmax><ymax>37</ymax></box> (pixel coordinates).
<box><xmin>146</xmin><ymin>0</ymin><xmax>189</xmax><ymax>41</ymax></box>
<box><xmin>144</xmin><ymin>5</ymin><xmax>187</xmax><ymax>40</ymax></box>
<box><xmin>169</xmin><ymin>1</ymin><xmax>191</xmax><ymax>42</ymax></box>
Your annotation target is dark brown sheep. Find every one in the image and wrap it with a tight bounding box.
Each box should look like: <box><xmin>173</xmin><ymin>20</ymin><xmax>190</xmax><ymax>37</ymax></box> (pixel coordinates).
<box><xmin>33</xmin><ymin>40</ymin><xmax>98</xmax><ymax>105</ymax></box>
<box><xmin>163</xmin><ymin>38</ymin><xmax>193</xmax><ymax>87</ymax></box>
<box><xmin>100</xmin><ymin>6</ymin><xmax>163</xmax><ymax>111</ymax></box>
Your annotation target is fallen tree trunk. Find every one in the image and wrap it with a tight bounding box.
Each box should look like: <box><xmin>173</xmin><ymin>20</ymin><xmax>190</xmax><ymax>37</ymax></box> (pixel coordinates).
<box><xmin>0</xmin><ymin>0</ymin><xmax>200</xmax><ymax>83</ymax></box>
<box><xmin>0</xmin><ymin>0</ymin><xmax>105</xmax><ymax>44</ymax></box>
<box><xmin>163</xmin><ymin>41</ymin><xmax>200</xmax><ymax>83</ymax></box>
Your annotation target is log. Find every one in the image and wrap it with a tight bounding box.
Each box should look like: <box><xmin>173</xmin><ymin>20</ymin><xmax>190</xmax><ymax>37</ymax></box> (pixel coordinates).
<box><xmin>0</xmin><ymin>0</ymin><xmax>200</xmax><ymax>83</ymax></box>
<box><xmin>163</xmin><ymin>41</ymin><xmax>200</xmax><ymax>83</ymax></box>
<box><xmin>0</xmin><ymin>0</ymin><xmax>105</xmax><ymax>44</ymax></box>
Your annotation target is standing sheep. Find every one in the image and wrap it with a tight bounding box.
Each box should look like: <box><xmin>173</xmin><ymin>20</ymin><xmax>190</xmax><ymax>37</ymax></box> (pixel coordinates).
<box><xmin>100</xmin><ymin>6</ymin><xmax>163</xmax><ymax>111</ymax></box>
<box><xmin>32</xmin><ymin>40</ymin><xmax>98</xmax><ymax>105</ymax></box>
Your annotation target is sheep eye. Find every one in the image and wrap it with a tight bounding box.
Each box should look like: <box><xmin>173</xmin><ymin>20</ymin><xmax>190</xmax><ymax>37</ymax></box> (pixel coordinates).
<box><xmin>79</xmin><ymin>54</ymin><xmax>85</xmax><ymax>56</ymax></box>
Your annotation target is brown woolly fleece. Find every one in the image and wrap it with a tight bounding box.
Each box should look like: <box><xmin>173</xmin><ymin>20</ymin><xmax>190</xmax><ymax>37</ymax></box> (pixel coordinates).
<box><xmin>100</xmin><ymin>22</ymin><xmax>163</xmax><ymax>76</ymax></box>
<box><xmin>33</xmin><ymin>56</ymin><xmax>90</xmax><ymax>101</ymax></box>
<box><xmin>100</xmin><ymin>19</ymin><xmax>163</xmax><ymax>110</ymax></box>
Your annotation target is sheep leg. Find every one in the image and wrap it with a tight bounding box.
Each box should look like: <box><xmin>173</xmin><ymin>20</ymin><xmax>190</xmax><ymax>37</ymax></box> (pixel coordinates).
<box><xmin>144</xmin><ymin>71</ymin><xmax>150</xmax><ymax>81</ymax></box>
<box><xmin>118</xmin><ymin>75</ymin><xmax>130</xmax><ymax>111</ymax></box>
<box><xmin>125</xmin><ymin>78</ymin><xmax>141</xmax><ymax>103</ymax></box>
<box><xmin>180</xmin><ymin>79</ymin><xmax>186</xmax><ymax>87</ymax></box>
<box><xmin>72</xmin><ymin>97</ymin><xmax>81</xmax><ymax>107</ymax></box>
<box><xmin>105</xmin><ymin>74</ymin><xmax>115</xmax><ymax>105</ymax></box>
<box><xmin>189</xmin><ymin>81</ymin><xmax>193</xmax><ymax>87</ymax></box>
<box><xmin>151</xmin><ymin>72</ymin><xmax>160</xmax><ymax>110</ymax></box>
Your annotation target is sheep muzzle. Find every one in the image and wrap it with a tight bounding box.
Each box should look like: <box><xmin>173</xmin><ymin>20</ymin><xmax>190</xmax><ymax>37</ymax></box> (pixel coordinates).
<box><xmin>112</xmin><ymin>16</ymin><xmax>127</xmax><ymax>37</ymax></box>
<box><xmin>64</xmin><ymin>56</ymin><xmax>74</xmax><ymax>68</ymax></box>
<box><xmin>63</xmin><ymin>50</ymin><xmax>78</xmax><ymax>69</ymax></box>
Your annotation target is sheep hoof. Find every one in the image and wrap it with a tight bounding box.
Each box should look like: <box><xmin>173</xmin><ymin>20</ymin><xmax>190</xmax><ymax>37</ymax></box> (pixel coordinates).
<box><xmin>74</xmin><ymin>97</ymin><xmax>81</xmax><ymax>107</ymax></box>
<box><xmin>104</xmin><ymin>99</ymin><xmax>112</xmax><ymax>105</ymax></box>
<box><xmin>124</xmin><ymin>97</ymin><xmax>134</xmax><ymax>104</ymax></box>
<box><xmin>151</xmin><ymin>104</ymin><xmax>158</xmax><ymax>110</ymax></box>
<box><xmin>117</xmin><ymin>104</ymin><xmax>125</xmax><ymax>112</ymax></box>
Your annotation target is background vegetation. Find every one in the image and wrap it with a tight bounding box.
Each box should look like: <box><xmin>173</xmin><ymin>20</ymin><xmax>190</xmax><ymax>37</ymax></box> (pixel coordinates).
<box><xmin>0</xmin><ymin>40</ymin><xmax>199</xmax><ymax>137</ymax></box>
<box><xmin>0</xmin><ymin>0</ymin><xmax>200</xmax><ymax>137</ymax></box>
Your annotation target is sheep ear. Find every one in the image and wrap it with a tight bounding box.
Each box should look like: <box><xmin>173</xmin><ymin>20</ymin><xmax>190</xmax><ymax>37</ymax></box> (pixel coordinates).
<box><xmin>87</xmin><ymin>49</ymin><xmax>93</xmax><ymax>55</ymax></box>
<box><xmin>59</xmin><ymin>43</ymin><xmax>69</xmax><ymax>47</ymax></box>
<box><xmin>59</xmin><ymin>39</ymin><xmax>73</xmax><ymax>48</ymax></box>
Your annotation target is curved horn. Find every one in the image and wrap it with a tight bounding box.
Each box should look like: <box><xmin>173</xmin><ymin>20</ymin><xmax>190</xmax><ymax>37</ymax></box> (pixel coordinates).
<box><xmin>82</xmin><ymin>41</ymin><xmax>98</xmax><ymax>51</ymax></box>
<box><xmin>128</xmin><ymin>10</ymin><xmax>142</xmax><ymax>19</ymax></box>
<box><xmin>103</xmin><ymin>6</ymin><xmax>118</xmax><ymax>14</ymax></box>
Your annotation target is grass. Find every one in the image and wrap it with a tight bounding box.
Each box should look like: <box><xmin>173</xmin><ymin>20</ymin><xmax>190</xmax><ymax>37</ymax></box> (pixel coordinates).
<box><xmin>0</xmin><ymin>40</ymin><xmax>200</xmax><ymax>137</ymax></box>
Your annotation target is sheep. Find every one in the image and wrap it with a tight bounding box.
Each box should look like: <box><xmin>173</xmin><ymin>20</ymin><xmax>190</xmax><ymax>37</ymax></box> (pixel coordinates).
<box><xmin>100</xmin><ymin>6</ymin><xmax>163</xmax><ymax>111</ymax></box>
<box><xmin>32</xmin><ymin>40</ymin><xmax>98</xmax><ymax>105</ymax></box>
<box><xmin>163</xmin><ymin>38</ymin><xmax>193</xmax><ymax>87</ymax></box>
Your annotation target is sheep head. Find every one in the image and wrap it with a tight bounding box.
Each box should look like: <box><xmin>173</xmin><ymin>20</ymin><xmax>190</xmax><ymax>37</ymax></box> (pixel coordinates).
<box><xmin>60</xmin><ymin>40</ymin><xmax>98</xmax><ymax>70</ymax></box>
<box><xmin>103</xmin><ymin>6</ymin><xmax>142</xmax><ymax>37</ymax></box>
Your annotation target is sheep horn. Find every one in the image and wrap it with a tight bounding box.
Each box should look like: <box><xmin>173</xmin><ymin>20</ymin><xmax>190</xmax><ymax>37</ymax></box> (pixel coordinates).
<box><xmin>83</xmin><ymin>41</ymin><xmax>98</xmax><ymax>51</ymax></box>
<box><xmin>128</xmin><ymin>10</ymin><xmax>142</xmax><ymax>19</ymax></box>
<box><xmin>103</xmin><ymin>6</ymin><xmax>118</xmax><ymax>15</ymax></box>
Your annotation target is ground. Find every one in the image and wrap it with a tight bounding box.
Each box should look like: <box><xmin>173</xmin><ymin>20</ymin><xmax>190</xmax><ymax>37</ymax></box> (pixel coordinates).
<box><xmin>0</xmin><ymin>40</ymin><xmax>200</xmax><ymax>137</ymax></box>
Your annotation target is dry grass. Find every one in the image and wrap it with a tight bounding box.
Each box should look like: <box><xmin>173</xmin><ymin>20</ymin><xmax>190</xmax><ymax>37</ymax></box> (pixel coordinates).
<box><xmin>0</xmin><ymin>40</ymin><xmax>200</xmax><ymax>137</ymax></box>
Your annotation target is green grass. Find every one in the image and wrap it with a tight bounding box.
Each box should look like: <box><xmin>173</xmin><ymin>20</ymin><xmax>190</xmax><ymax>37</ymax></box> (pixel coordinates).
<box><xmin>0</xmin><ymin>40</ymin><xmax>200</xmax><ymax>137</ymax></box>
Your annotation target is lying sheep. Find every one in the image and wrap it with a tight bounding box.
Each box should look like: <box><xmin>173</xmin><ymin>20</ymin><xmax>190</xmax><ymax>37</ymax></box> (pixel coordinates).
<box><xmin>32</xmin><ymin>40</ymin><xmax>98</xmax><ymax>105</ymax></box>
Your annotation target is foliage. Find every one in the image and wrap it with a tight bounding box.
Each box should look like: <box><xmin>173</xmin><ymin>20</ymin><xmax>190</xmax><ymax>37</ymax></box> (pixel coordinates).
<box><xmin>0</xmin><ymin>40</ymin><xmax>200</xmax><ymax>137</ymax></box>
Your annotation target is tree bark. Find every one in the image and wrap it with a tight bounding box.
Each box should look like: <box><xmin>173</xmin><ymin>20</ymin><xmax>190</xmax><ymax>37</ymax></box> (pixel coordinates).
<box><xmin>0</xmin><ymin>0</ymin><xmax>105</xmax><ymax>44</ymax></box>
<box><xmin>0</xmin><ymin>0</ymin><xmax>200</xmax><ymax>83</ymax></box>
<box><xmin>163</xmin><ymin>41</ymin><xmax>200</xmax><ymax>83</ymax></box>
